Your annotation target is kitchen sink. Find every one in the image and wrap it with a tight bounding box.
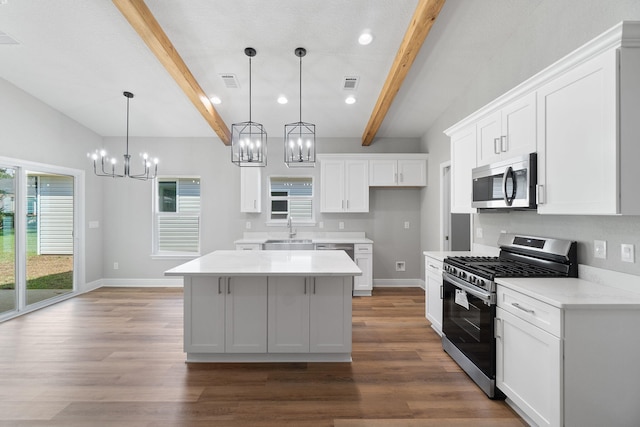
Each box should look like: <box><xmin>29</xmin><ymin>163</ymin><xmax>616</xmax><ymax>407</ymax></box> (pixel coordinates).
<box><xmin>263</xmin><ymin>239</ymin><xmax>314</xmax><ymax>250</ymax></box>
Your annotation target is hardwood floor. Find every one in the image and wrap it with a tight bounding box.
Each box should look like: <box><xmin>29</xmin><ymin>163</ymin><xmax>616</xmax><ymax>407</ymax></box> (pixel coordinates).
<box><xmin>0</xmin><ymin>287</ymin><xmax>525</xmax><ymax>426</ymax></box>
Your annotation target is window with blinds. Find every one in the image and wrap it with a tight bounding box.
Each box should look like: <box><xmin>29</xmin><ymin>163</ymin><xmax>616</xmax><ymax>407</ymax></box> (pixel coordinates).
<box><xmin>269</xmin><ymin>176</ymin><xmax>313</xmax><ymax>222</ymax></box>
<box><xmin>154</xmin><ymin>177</ymin><xmax>200</xmax><ymax>255</ymax></box>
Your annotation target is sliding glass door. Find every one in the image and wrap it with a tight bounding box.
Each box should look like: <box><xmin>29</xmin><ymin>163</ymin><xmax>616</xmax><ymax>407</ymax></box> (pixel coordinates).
<box><xmin>25</xmin><ymin>172</ymin><xmax>74</xmax><ymax>306</ymax></box>
<box><xmin>0</xmin><ymin>161</ymin><xmax>79</xmax><ymax>320</ymax></box>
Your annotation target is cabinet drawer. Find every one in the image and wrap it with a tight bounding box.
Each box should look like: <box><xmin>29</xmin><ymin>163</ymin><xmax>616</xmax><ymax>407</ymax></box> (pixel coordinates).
<box><xmin>355</xmin><ymin>244</ymin><xmax>372</xmax><ymax>253</ymax></box>
<box><xmin>425</xmin><ymin>256</ymin><xmax>442</xmax><ymax>275</ymax></box>
<box><xmin>236</xmin><ymin>244</ymin><xmax>262</xmax><ymax>251</ymax></box>
<box><xmin>497</xmin><ymin>286</ymin><xmax>561</xmax><ymax>337</ymax></box>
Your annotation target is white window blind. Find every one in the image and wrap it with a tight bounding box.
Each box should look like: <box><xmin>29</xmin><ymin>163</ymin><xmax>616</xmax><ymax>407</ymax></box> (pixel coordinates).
<box><xmin>269</xmin><ymin>176</ymin><xmax>313</xmax><ymax>221</ymax></box>
<box><xmin>155</xmin><ymin>178</ymin><xmax>200</xmax><ymax>254</ymax></box>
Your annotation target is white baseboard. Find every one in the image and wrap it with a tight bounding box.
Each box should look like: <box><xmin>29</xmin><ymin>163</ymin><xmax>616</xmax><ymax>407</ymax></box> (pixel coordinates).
<box><xmin>101</xmin><ymin>278</ymin><xmax>183</xmax><ymax>288</ymax></box>
<box><xmin>79</xmin><ymin>278</ymin><xmax>103</xmax><ymax>294</ymax></box>
<box><xmin>373</xmin><ymin>279</ymin><xmax>424</xmax><ymax>289</ymax></box>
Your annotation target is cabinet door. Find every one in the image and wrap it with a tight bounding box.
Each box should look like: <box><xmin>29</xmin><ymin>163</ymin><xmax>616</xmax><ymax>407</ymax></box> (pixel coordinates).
<box><xmin>536</xmin><ymin>48</ymin><xmax>618</xmax><ymax>214</ymax></box>
<box><xmin>354</xmin><ymin>253</ymin><xmax>372</xmax><ymax>295</ymax></box>
<box><xmin>476</xmin><ymin>111</ymin><xmax>502</xmax><ymax>166</ymax></box>
<box><xmin>450</xmin><ymin>126</ymin><xmax>476</xmax><ymax>213</ymax></box>
<box><xmin>225</xmin><ymin>276</ymin><xmax>268</xmax><ymax>353</ymax></box>
<box><xmin>398</xmin><ymin>159</ymin><xmax>427</xmax><ymax>186</ymax></box>
<box><xmin>184</xmin><ymin>276</ymin><xmax>226</xmax><ymax>353</ymax></box>
<box><xmin>309</xmin><ymin>277</ymin><xmax>352</xmax><ymax>352</ymax></box>
<box><xmin>425</xmin><ymin>259</ymin><xmax>443</xmax><ymax>335</ymax></box>
<box><xmin>501</xmin><ymin>92</ymin><xmax>536</xmax><ymax>160</ymax></box>
<box><xmin>496</xmin><ymin>307</ymin><xmax>562</xmax><ymax>427</ymax></box>
<box><xmin>345</xmin><ymin>160</ymin><xmax>369</xmax><ymax>212</ymax></box>
<box><xmin>240</xmin><ymin>167</ymin><xmax>261</xmax><ymax>213</ymax></box>
<box><xmin>369</xmin><ymin>159</ymin><xmax>397</xmax><ymax>186</ymax></box>
<box><xmin>320</xmin><ymin>160</ymin><xmax>346</xmax><ymax>212</ymax></box>
<box><xmin>267</xmin><ymin>277</ymin><xmax>310</xmax><ymax>353</ymax></box>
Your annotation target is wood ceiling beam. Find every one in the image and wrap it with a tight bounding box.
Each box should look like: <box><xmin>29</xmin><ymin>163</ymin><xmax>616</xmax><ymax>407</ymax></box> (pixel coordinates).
<box><xmin>112</xmin><ymin>0</ymin><xmax>231</xmax><ymax>145</ymax></box>
<box><xmin>362</xmin><ymin>0</ymin><xmax>446</xmax><ymax>146</ymax></box>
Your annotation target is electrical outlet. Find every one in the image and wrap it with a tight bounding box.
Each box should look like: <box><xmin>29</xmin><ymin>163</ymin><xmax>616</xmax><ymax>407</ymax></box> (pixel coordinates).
<box><xmin>594</xmin><ymin>240</ymin><xmax>607</xmax><ymax>259</ymax></box>
<box><xmin>339</xmin><ymin>221</ymin><xmax>344</xmax><ymax>230</ymax></box>
<box><xmin>113</xmin><ymin>262</ymin><xmax>119</xmax><ymax>270</ymax></box>
<box><xmin>395</xmin><ymin>261</ymin><xmax>405</xmax><ymax>272</ymax></box>
<box><xmin>319</xmin><ymin>221</ymin><xmax>324</xmax><ymax>229</ymax></box>
<box><xmin>621</xmin><ymin>244</ymin><xmax>635</xmax><ymax>263</ymax></box>
<box><xmin>404</xmin><ymin>221</ymin><xmax>410</xmax><ymax>229</ymax></box>
<box><xmin>245</xmin><ymin>221</ymin><xmax>252</xmax><ymax>230</ymax></box>
<box><xmin>88</xmin><ymin>220</ymin><xmax>99</xmax><ymax>229</ymax></box>
<box><xmin>476</xmin><ymin>228</ymin><xmax>483</xmax><ymax>238</ymax></box>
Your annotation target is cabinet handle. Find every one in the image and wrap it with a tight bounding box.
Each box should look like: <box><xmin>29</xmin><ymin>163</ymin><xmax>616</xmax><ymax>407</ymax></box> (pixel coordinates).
<box><xmin>346</xmin><ymin>200</ymin><xmax>349</xmax><ymax>209</ymax></box>
<box><xmin>342</xmin><ymin>200</ymin><xmax>345</xmax><ymax>210</ymax></box>
<box><xmin>501</xmin><ymin>135</ymin><xmax>508</xmax><ymax>152</ymax></box>
<box><xmin>394</xmin><ymin>172</ymin><xmax>398</xmax><ymax>183</ymax></box>
<box><xmin>511</xmin><ymin>302</ymin><xmax>535</xmax><ymax>314</ymax></box>
<box><xmin>227</xmin><ymin>278</ymin><xmax>231</xmax><ymax>294</ymax></box>
<box><xmin>400</xmin><ymin>172</ymin><xmax>404</xmax><ymax>183</ymax></box>
<box><xmin>313</xmin><ymin>277</ymin><xmax>316</xmax><ymax>294</ymax></box>
<box><xmin>218</xmin><ymin>277</ymin><xmax>222</xmax><ymax>294</ymax></box>
<box><xmin>495</xmin><ymin>318</ymin><xmax>503</xmax><ymax>339</ymax></box>
<box><xmin>494</xmin><ymin>138</ymin><xmax>501</xmax><ymax>154</ymax></box>
<box><xmin>536</xmin><ymin>184</ymin><xmax>545</xmax><ymax>205</ymax></box>
<box><xmin>253</xmin><ymin>200</ymin><xmax>257</xmax><ymax>209</ymax></box>
<box><xmin>304</xmin><ymin>278</ymin><xmax>307</xmax><ymax>294</ymax></box>
<box><xmin>440</xmin><ymin>284</ymin><xmax>443</xmax><ymax>300</ymax></box>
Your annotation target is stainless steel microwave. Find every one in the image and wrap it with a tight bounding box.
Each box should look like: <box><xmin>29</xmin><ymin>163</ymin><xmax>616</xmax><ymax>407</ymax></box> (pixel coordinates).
<box><xmin>472</xmin><ymin>153</ymin><xmax>537</xmax><ymax>210</ymax></box>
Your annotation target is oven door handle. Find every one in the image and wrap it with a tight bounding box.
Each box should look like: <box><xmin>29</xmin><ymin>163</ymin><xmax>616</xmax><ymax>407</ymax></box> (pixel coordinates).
<box><xmin>443</xmin><ymin>272</ymin><xmax>494</xmax><ymax>304</ymax></box>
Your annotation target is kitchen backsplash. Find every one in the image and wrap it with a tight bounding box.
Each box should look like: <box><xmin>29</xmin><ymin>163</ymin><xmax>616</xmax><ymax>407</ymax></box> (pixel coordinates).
<box><xmin>474</xmin><ymin>211</ymin><xmax>640</xmax><ymax>277</ymax></box>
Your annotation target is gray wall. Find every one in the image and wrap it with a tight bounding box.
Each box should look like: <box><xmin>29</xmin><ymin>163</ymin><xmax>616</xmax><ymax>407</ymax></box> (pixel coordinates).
<box><xmin>421</xmin><ymin>1</ymin><xmax>640</xmax><ymax>277</ymax></box>
<box><xmin>0</xmin><ymin>78</ymin><xmax>105</xmax><ymax>286</ymax></box>
<box><xmin>102</xmin><ymin>136</ymin><xmax>426</xmax><ymax>281</ymax></box>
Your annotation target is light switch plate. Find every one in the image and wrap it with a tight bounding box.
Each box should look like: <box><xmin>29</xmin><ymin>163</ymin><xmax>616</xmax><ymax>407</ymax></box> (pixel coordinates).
<box><xmin>594</xmin><ymin>240</ymin><xmax>607</xmax><ymax>259</ymax></box>
<box><xmin>476</xmin><ymin>228</ymin><xmax>483</xmax><ymax>238</ymax></box>
<box><xmin>338</xmin><ymin>222</ymin><xmax>344</xmax><ymax>230</ymax></box>
<box><xmin>621</xmin><ymin>244</ymin><xmax>634</xmax><ymax>263</ymax></box>
<box><xmin>404</xmin><ymin>221</ymin><xmax>410</xmax><ymax>229</ymax></box>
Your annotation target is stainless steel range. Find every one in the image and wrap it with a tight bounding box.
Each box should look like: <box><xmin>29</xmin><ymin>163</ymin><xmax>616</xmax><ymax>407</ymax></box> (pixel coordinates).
<box><xmin>441</xmin><ymin>233</ymin><xmax>577</xmax><ymax>398</ymax></box>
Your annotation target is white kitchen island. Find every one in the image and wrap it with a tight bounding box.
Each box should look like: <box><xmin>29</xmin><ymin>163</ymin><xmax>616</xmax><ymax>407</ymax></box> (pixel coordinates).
<box><xmin>165</xmin><ymin>250</ymin><xmax>362</xmax><ymax>363</ymax></box>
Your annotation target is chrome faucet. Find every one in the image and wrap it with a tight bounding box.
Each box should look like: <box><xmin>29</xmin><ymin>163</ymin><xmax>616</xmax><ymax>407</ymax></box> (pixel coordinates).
<box><xmin>287</xmin><ymin>215</ymin><xmax>296</xmax><ymax>239</ymax></box>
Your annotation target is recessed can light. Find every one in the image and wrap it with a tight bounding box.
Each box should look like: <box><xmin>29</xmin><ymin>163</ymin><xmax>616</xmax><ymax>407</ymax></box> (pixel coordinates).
<box><xmin>277</xmin><ymin>96</ymin><xmax>288</xmax><ymax>104</ymax></box>
<box><xmin>358</xmin><ymin>31</ymin><xmax>373</xmax><ymax>45</ymax></box>
<box><xmin>345</xmin><ymin>96</ymin><xmax>356</xmax><ymax>105</ymax></box>
<box><xmin>210</xmin><ymin>96</ymin><xmax>222</xmax><ymax>105</ymax></box>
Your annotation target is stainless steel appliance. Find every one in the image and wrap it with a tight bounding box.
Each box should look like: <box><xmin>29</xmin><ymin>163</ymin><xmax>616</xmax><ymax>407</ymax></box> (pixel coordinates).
<box><xmin>314</xmin><ymin>243</ymin><xmax>355</xmax><ymax>260</ymax></box>
<box><xmin>441</xmin><ymin>233</ymin><xmax>577</xmax><ymax>398</ymax></box>
<box><xmin>472</xmin><ymin>153</ymin><xmax>537</xmax><ymax>209</ymax></box>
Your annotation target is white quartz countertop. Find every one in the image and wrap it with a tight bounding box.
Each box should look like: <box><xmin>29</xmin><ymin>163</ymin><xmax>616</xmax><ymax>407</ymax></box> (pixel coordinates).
<box><xmin>165</xmin><ymin>250</ymin><xmax>362</xmax><ymax>277</ymax></box>
<box><xmin>496</xmin><ymin>277</ymin><xmax>640</xmax><ymax>309</ymax></box>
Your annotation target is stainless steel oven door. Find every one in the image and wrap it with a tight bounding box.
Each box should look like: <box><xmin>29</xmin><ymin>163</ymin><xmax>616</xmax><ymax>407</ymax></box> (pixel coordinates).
<box><xmin>441</xmin><ymin>271</ymin><xmax>500</xmax><ymax>398</ymax></box>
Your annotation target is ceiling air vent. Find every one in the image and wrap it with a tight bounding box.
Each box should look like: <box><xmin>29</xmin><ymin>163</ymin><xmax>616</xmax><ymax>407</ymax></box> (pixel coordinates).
<box><xmin>219</xmin><ymin>74</ymin><xmax>240</xmax><ymax>89</ymax></box>
<box><xmin>0</xmin><ymin>31</ymin><xmax>19</xmax><ymax>45</ymax></box>
<box><xmin>343</xmin><ymin>76</ymin><xmax>360</xmax><ymax>91</ymax></box>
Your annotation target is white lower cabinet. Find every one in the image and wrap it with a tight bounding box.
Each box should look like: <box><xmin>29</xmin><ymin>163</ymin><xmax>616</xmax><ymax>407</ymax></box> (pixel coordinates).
<box><xmin>354</xmin><ymin>244</ymin><xmax>373</xmax><ymax>296</ymax></box>
<box><xmin>424</xmin><ymin>255</ymin><xmax>443</xmax><ymax>335</ymax></box>
<box><xmin>268</xmin><ymin>276</ymin><xmax>352</xmax><ymax>353</ymax></box>
<box><xmin>185</xmin><ymin>276</ymin><xmax>267</xmax><ymax>353</ymax></box>
<box><xmin>496</xmin><ymin>306</ymin><xmax>561</xmax><ymax>427</ymax></box>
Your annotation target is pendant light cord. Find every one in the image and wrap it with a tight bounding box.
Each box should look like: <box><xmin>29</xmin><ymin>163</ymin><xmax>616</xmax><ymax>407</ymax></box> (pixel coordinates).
<box><xmin>299</xmin><ymin>54</ymin><xmax>302</xmax><ymax>122</ymax></box>
<box><xmin>249</xmin><ymin>55</ymin><xmax>252</xmax><ymax>123</ymax></box>
<box><xmin>125</xmin><ymin>94</ymin><xmax>130</xmax><ymax>156</ymax></box>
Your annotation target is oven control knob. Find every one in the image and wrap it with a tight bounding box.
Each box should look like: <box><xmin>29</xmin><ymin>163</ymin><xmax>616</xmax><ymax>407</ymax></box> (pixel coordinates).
<box><xmin>460</xmin><ymin>272</ymin><xmax>466</xmax><ymax>279</ymax></box>
<box><xmin>477</xmin><ymin>279</ymin><xmax>485</xmax><ymax>288</ymax></box>
<box><xmin>470</xmin><ymin>276</ymin><xmax>476</xmax><ymax>284</ymax></box>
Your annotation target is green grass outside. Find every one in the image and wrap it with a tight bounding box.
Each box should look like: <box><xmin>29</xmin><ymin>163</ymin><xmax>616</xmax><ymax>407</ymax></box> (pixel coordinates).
<box><xmin>0</xmin><ymin>227</ymin><xmax>73</xmax><ymax>290</ymax></box>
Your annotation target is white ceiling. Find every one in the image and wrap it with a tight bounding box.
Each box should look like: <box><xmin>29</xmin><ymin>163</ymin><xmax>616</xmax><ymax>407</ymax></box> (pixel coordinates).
<box><xmin>0</xmin><ymin>0</ymin><xmax>543</xmax><ymax>142</ymax></box>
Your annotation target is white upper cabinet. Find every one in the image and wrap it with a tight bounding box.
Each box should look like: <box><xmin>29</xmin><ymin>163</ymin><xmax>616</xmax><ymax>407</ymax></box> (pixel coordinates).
<box><xmin>240</xmin><ymin>167</ymin><xmax>261</xmax><ymax>213</ymax></box>
<box><xmin>477</xmin><ymin>92</ymin><xmax>536</xmax><ymax>167</ymax></box>
<box><xmin>537</xmin><ymin>44</ymin><xmax>640</xmax><ymax>215</ymax></box>
<box><xmin>319</xmin><ymin>157</ymin><xmax>369</xmax><ymax>213</ymax></box>
<box><xmin>369</xmin><ymin>155</ymin><xmax>428</xmax><ymax>187</ymax></box>
<box><xmin>445</xmin><ymin>21</ymin><xmax>640</xmax><ymax>216</ymax></box>
<box><xmin>449</xmin><ymin>125</ymin><xmax>476</xmax><ymax>213</ymax></box>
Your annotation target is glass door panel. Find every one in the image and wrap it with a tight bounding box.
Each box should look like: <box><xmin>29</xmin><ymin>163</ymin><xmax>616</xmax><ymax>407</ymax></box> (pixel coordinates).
<box><xmin>0</xmin><ymin>168</ymin><xmax>17</xmax><ymax>315</ymax></box>
<box><xmin>25</xmin><ymin>173</ymin><xmax>74</xmax><ymax>306</ymax></box>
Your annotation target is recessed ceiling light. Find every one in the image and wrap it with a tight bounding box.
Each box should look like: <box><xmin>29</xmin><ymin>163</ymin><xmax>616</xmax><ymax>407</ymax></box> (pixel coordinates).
<box><xmin>345</xmin><ymin>96</ymin><xmax>356</xmax><ymax>105</ymax></box>
<box><xmin>210</xmin><ymin>96</ymin><xmax>222</xmax><ymax>105</ymax></box>
<box><xmin>358</xmin><ymin>31</ymin><xmax>373</xmax><ymax>45</ymax></box>
<box><xmin>277</xmin><ymin>96</ymin><xmax>288</xmax><ymax>104</ymax></box>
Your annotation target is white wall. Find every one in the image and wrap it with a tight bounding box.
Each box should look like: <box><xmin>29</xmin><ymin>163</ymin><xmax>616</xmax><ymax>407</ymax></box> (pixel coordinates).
<box><xmin>421</xmin><ymin>1</ymin><xmax>640</xmax><ymax>277</ymax></box>
<box><xmin>101</xmin><ymin>136</ymin><xmax>427</xmax><ymax>282</ymax></box>
<box><xmin>0</xmin><ymin>78</ymin><xmax>104</xmax><ymax>287</ymax></box>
